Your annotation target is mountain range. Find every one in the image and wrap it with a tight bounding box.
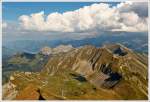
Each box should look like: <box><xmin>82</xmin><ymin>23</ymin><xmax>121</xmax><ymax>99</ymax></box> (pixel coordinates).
<box><xmin>2</xmin><ymin>43</ymin><xmax>148</xmax><ymax>100</ymax></box>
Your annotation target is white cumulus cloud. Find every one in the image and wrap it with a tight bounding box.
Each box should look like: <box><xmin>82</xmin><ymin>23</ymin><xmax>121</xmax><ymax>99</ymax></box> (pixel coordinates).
<box><xmin>19</xmin><ymin>2</ymin><xmax>148</xmax><ymax>33</ymax></box>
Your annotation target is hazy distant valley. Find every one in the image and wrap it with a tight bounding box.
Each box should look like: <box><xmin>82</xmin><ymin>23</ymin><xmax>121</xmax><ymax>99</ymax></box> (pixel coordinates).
<box><xmin>3</xmin><ymin>32</ymin><xmax>148</xmax><ymax>54</ymax></box>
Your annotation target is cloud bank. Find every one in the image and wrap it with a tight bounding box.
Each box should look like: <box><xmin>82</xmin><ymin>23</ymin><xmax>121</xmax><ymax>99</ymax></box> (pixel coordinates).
<box><xmin>19</xmin><ymin>2</ymin><xmax>148</xmax><ymax>33</ymax></box>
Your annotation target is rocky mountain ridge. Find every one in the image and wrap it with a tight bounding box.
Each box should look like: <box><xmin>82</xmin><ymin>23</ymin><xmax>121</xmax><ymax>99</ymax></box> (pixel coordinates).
<box><xmin>40</xmin><ymin>45</ymin><xmax>74</xmax><ymax>55</ymax></box>
<box><xmin>3</xmin><ymin>43</ymin><xmax>148</xmax><ymax>100</ymax></box>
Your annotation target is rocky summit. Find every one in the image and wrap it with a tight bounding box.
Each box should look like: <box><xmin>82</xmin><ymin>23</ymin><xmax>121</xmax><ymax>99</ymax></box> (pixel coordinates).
<box><xmin>40</xmin><ymin>45</ymin><xmax>74</xmax><ymax>55</ymax></box>
<box><xmin>2</xmin><ymin>44</ymin><xmax>148</xmax><ymax>100</ymax></box>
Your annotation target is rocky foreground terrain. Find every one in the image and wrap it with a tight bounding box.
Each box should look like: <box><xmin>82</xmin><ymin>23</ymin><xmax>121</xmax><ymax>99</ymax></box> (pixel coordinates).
<box><xmin>2</xmin><ymin>44</ymin><xmax>148</xmax><ymax>100</ymax></box>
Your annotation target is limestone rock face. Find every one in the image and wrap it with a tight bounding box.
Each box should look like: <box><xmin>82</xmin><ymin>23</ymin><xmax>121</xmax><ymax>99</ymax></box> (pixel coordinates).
<box><xmin>53</xmin><ymin>45</ymin><xmax>74</xmax><ymax>54</ymax></box>
<box><xmin>2</xmin><ymin>82</ymin><xmax>18</xmax><ymax>100</ymax></box>
<box><xmin>40</xmin><ymin>47</ymin><xmax>52</xmax><ymax>55</ymax></box>
<box><xmin>40</xmin><ymin>45</ymin><xmax>74</xmax><ymax>55</ymax></box>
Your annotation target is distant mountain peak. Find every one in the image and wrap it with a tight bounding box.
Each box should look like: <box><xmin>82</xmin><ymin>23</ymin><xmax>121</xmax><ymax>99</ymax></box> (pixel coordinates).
<box><xmin>40</xmin><ymin>46</ymin><xmax>52</xmax><ymax>55</ymax></box>
<box><xmin>40</xmin><ymin>45</ymin><xmax>74</xmax><ymax>55</ymax></box>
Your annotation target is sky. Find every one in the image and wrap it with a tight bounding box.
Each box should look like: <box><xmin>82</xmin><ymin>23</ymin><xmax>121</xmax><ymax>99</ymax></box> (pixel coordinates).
<box><xmin>2</xmin><ymin>1</ymin><xmax>148</xmax><ymax>42</ymax></box>
<box><xmin>3</xmin><ymin>2</ymin><xmax>119</xmax><ymax>21</ymax></box>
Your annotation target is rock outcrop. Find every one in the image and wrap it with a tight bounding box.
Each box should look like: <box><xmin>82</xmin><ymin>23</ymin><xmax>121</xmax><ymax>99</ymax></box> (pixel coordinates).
<box><xmin>40</xmin><ymin>45</ymin><xmax>74</xmax><ymax>55</ymax></box>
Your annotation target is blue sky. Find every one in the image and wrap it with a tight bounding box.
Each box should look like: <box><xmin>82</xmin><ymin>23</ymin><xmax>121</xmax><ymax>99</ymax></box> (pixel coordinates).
<box><xmin>3</xmin><ymin>2</ymin><xmax>119</xmax><ymax>21</ymax></box>
<box><xmin>2</xmin><ymin>2</ymin><xmax>148</xmax><ymax>43</ymax></box>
